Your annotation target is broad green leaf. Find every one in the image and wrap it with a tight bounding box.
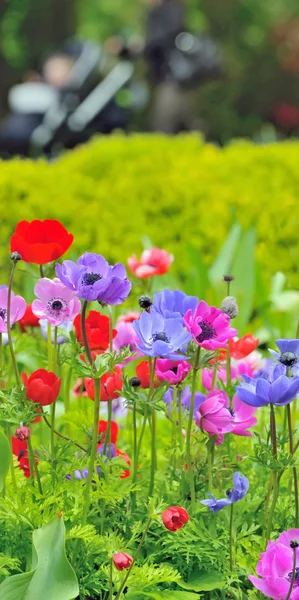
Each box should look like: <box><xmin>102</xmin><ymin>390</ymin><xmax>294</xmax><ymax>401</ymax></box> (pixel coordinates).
<box><xmin>230</xmin><ymin>228</ymin><xmax>256</xmax><ymax>334</ymax></box>
<box><xmin>0</xmin><ymin>516</ymin><xmax>79</xmax><ymax>600</ymax></box>
<box><xmin>126</xmin><ymin>591</ymin><xmax>200</xmax><ymax>600</ymax></box>
<box><xmin>209</xmin><ymin>222</ymin><xmax>241</xmax><ymax>284</ymax></box>
<box><xmin>184</xmin><ymin>243</ymin><xmax>210</xmax><ymax>299</ymax></box>
<box><xmin>0</xmin><ymin>429</ymin><xmax>11</xmax><ymax>492</ymax></box>
<box><xmin>178</xmin><ymin>571</ymin><xmax>225</xmax><ymax>592</ymax></box>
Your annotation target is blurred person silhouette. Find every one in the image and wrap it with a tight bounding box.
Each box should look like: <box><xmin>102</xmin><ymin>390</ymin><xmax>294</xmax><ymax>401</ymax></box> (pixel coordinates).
<box><xmin>142</xmin><ymin>0</ymin><xmax>193</xmax><ymax>133</ymax></box>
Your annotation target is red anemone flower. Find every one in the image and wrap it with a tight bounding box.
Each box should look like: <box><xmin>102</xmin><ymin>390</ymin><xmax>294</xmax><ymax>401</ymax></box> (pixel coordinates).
<box><xmin>74</xmin><ymin>311</ymin><xmax>116</xmax><ymax>352</ymax></box>
<box><xmin>12</xmin><ymin>436</ymin><xmax>38</xmax><ymax>478</ymax></box>
<box><xmin>162</xmin><ymin>506</ymin><xmax>189</xmax><ymax>531</ymax></box>
<box><xmin>112</xmin><ymin>552</ymin><xmax>133</xmax><ymax>571</ymax></box>
<box><xmin>85</xmin><ymin>367</ymin><xmax>123</xmax><ymax>402</ymax></box>
<box><xmin>128</xmin><ymin>247</ymin><xmax>173</xmax><ymax>278</ymax></box>
<box><xmin>136</xmin><ymin>361</ymin><xmax>160</xmax><ymax>389</ymax></box>
<box><xmin>230</xmin><ymin>334</ymin><xmax>259</xmax><ymax>359</ymax></box>
<box><xmin>22</xmin><ymin>369</ymin><xmax>62</xmax><ymax>406</ymax></box>
<box><xmin>18</xmin><ymin>304</ymin><xmax>40</xmax><ymax>332</ymax></box>
<box><xmin>10</xmin><ymin>219</ymin><xmax>73</xmax><ymax>265</ymax></box>
<box><xmin>116</xmin><ymin>449</ymin><xmax>131</xmax><ymax>478</ymax></box>
<box><xmin>98</xmin><ymin>420</ymin><xmax>118</xmax><ymax>444</ymax></box>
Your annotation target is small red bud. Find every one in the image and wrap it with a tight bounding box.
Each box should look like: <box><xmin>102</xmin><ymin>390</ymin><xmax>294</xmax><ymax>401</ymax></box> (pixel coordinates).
<box><xmin>236</xmin><ymin>454</ymin><xmax>243</xmax><ymax>461</ymax></box>
<box><xmin>15</xmin><ymin>426</ymin><xmax>31</xmax><ymax>441</ymax></box>
<box><xmin>112</xmin><ymin>552</ymin><xmax>133</xmax><ymax>571</ymax></box>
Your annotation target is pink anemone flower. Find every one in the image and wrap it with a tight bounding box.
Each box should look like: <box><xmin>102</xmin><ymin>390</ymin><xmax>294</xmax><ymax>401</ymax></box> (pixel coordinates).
<box><xmin>156</xmin><ymin>358</ymin><xmax>191</xmax><ymax>385</ymax></box>
<box><xmin>128</xmin><ymin>248</ymin><xmax>173</xmax><ymax>278</ymax></box>
<box><xmin>231</xmin><ymin>395</ymin><xmax>257</xmax><ymax>436</ymax></box>
<box><xmin>32</xmin><ymin>277</ymin><xmax>81</xmax><ymax>327</ymax></box>
<box><xmin>184</xmin><ymin>301</ymin><xmax>237</xmax><ymax>350</ymax></box>
<box><xmin>196</xmin><ymin>390</ymin><xmax>233</xmax><ymax>437</ymax></box>
<box><xmin>0</xmin><ymin>286</ymin><xmax>26</xmax><ymax>332</ymax></box>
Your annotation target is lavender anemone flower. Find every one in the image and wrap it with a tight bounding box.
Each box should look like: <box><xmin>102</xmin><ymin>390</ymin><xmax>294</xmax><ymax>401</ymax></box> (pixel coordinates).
<box><xmin>56</xmin><ymin>252</ymin><xmax>131</xmax><ymax>305</ymax></box>
<box><xmin>201</xmin><ymin>472</ymin><xmax>249</xmax><ymax>513</ymax></box>
<box><xmin>39</xmin><ymin>319</ymin><xmax>73</xmax><ymax>345</ymax></box>
<box><xmin>32</xmin><ymin>277</ymin><xmax>81</xmax><ymax>326</ymax></box>
<box><xmin>153</xmin><ymin>290</ymin><xmax>198</xmax><ymax>322</ymax></box>
<box><xmin>0</xmin><ymin>286</ymin><xmax>26</xmax><ymax>332</ymax></box>
<box><xmin>132</xmin><ymin>310</ymin><xmax>191</xmax><ymax>360</ymax></box>
<box><xmin>113</xmin><ymin>320</ymin><xmax>141</xmax><ymax>364</ymax></box>
<box><xmin>236</xmin><ymin>371</ymin><xmax>299</xmax><ymax>407</ymax></box>
<box><xmin>269</xmin><ymin>339</ymin><xmax>299</xmax><ymax>377</ymax></box>
<box><xmin>164</xmin><ymin>385</ymin><xmax>205</xmax><ymax>416</ymax></box>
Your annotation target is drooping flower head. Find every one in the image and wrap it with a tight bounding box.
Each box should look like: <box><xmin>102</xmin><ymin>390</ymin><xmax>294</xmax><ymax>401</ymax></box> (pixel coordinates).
<box><xmin>0</xmin><ymin>286</ymin><xmax>26</xmax><ymax>333</ymax></box>
<box><xmin>128</xmin><ymin>247</ymin><xmax>173</xmax><ymax>278</ymax></box>
<box><xmin>113</xmin><ymin>553</ymin><xmax>133</xmax><ymax>571</ymax></box>
<box><xmin>18</xmin><ymin>304</ymin><xmax>40</xmax><ymax>332</ymax></box>
<box><xmin>153</xmin><ymin>290</ymin><xmax>198</xmax><ymax>322</ymax></box>
<box><xmin>156</xmin><ymin>358</ymin><xmax>191</xmax><ymax>385</ymax></box>
<box><xmin>56</xmin><ymin>252</ymin><xmax>131</xmax><ymax>305</ymax></box>
<box><xmin>184</xmin><ymin>301</ymin><xmax>238</xmax><ymax>350</ymax></box>
<box><xmin>201</xmin><ymin>472</ymin><xmax>249</xmax><ymax>513</ymax></box>
<box><xmin>163</xmin><ymin>385</ymin><xmax>205</xmax><ymax>416</ymax></box>
<box><xmin>132</xmin><ymin>310</ymin><xmax>191</xmax><ymax>360</ymax></box>
<box><xmin>32</xmin><ymin>277</ymin><xmax>81</xmax><ymax>326</ymax></box>
<box><xmin>162</xmin><ymin>506</ymin><xmax>189</xmax><ymax>531</ymax></box>
<box><xmin>85</xmin><ymin>367</ymin><xmax>123</xmax><ymax>402</ymax></box>
<box><xmin>196</xmin><ymin>390</ymin><xmax>233</xmax><ymax>437</ymax></box>
<box><xmin>10</xmin><ymin>219</ymin><xmax>74</xmax><ymax>265</ymax></box>
<box><xmin>249</xmin><ymin>528</ymin><xmax>299</xmax><ymax>599</ymax></box>
<box><xmin>74</xmin><ymin>310</ymin><xmax>116</xmax><ymax>352</ymax></box>
<box><xmin>269</xmin><ymin>339</ymin><xmax>299</xmax><ymax>377</ymax></box>
<box><xmin>22</xmin><ymin>369</ymin><xmax>62</xmax><ymax>406</ymax></box>
<box><xmin>236</xmin><ymin>371</ymin><xmax>299</xmax><ymax>407</ymax></box>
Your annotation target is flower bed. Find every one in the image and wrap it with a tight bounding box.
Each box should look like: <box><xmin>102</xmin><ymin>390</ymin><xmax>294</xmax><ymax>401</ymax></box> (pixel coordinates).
<box><xmin>0</xmin><ymin>218</ymin><xmax>298</xmax><ymax>599</ymax></box>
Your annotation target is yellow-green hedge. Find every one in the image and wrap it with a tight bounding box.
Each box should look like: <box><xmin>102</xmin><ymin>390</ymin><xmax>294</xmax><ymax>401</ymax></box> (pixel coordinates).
<box><xmin>1</xmin><ymin>134</ymin><xmax>298</xmax><ymax>283</ymax></box>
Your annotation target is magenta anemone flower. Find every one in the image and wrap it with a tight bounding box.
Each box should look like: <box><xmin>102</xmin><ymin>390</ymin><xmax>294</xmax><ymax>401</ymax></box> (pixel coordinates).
<box><xmin>32</xmin><ymin>277</ymin><xmax>81</xmax><ymax>326</ymax></box>
<box><xmin>0</xmin><ymin>286</ymin><xmax>26</xmax><ymax>332</ymax></box>
<box><xmin>156</xmin><ymin>358</ymin><xmax>191</xmax><ymax>385</ymax></box>
<box><xmin>113</xmin><ymin>320</ymin><xmax>141</xmax><ymax>364</ymax></box>
<box><xmin>184</xmin><ymin>301</ymin><xmax>237</xmax><ymax>350</ymax></box>
<box><xmin>196</xmin><ymin>390</ymin><xmax>233</xmax><ymax>437</ymax></box>
<box><xmin>249</xmin><ymin>528</ymin><xmax>299</xmax><ymax>599</ymax></box>
<box><xmin>231</xmin><ymin>395</ymin><xmax>257</xmax><ymax>436</ymax></box>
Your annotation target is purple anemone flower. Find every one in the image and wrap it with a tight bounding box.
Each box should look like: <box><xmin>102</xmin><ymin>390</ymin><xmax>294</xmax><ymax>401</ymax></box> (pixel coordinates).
<box><xmin>132</xmin><ymin>310</ymin><xmax>191</xmax><ymax>360</ymax></box>
<box><xmin>56</xmin><ymin>252</ymin><xmax>131</xmax><ymax>305</ymax></box>
<box><xmin>164</xmin><ymin>385</ymin><xmax>205</xmax><ymax>416</ymax></box>
<box><xmin>269</xmin><ymin>339</ymin><xmax>299</xmax><ymax>377</ymax></box>
<box><xmin>201</xmin><ymin>472</ymin><xmax>249</xmax><ymax>513</ymax></box>
<box><xmin>236</xmin><ymin>371</ymin><xmax>299</xmax><ymax>407</ymax></box>
<box><xmin>153</xmin><ymin>290</ymin><xmax>198</xmax><ymax>322</ymax></box>
<box><xmin>32</xmin><ymin>277</ymin><xmax>81</xmax><ymax>326</ymax></box>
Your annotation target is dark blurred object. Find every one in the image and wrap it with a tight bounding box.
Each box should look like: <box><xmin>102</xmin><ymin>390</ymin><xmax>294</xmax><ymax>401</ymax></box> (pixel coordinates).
<box><xmin>143</xmin><ymin>0</ymin><xmax>222</xmax><ymax>133</ymax></box>
<box><xmin>0</xmin><ymin>40</ymin><xmax>134</xmax><ymax>158</ymax></box>
<box><xmin>273</xmin><ymin>103</ymin><xmax>299</xmax><ymax>132</ymax></box>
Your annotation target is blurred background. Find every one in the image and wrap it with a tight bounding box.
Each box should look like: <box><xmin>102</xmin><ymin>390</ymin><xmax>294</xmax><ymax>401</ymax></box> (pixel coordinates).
<box><xmin>1</xmin><ymin>0</ymin><xmax>299</xmax><ymax>158</ymax></box>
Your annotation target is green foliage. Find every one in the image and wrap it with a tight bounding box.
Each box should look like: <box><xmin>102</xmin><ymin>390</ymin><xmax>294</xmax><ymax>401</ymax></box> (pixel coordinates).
<box><xmin>0</xmin><ymin>429</ymin><xmax>11</xmax><ymax>492</ymax></box>
<box><xmin>0</xmin><ymin>517</ymin><xmax>79</xmax><ymax>600</ymax></box>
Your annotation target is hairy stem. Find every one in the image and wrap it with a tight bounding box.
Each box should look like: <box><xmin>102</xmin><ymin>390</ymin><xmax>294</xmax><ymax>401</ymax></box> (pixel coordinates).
<box><xmin>186</xmin><ymin>346</ymin><xmax>200</xmax><ymax>509</ymax></box>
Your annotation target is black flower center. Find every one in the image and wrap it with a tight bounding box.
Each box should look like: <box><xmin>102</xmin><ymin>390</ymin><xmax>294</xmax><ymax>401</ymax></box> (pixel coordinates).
<box><xmin>228</xmin><ymin>408</ymin><xmax>235</xmax><ymax>417</ymax></box>
<box><xmin>51</xmin><ymin>300</ymin><xmax>63</xmax><ymax>311</ymax></box>
<box><xmin>152</xmin><ymin>331</ymin><xmax>170</xmax><ymax>343</ymax></box>
<box><xmin>0</xmin><ymin>308</ymin><xmax>6</xmax><ymax>321</ymax></box>
<box><xmin>288</xmin><ymin>568</ymin><xmax>299</xmax><ymax>587</ymax></box>
<box><xmin>171</xmin><ymin>366</ymin><xmax>178</xmax><ymax>374</ymax></box>
<box><xmin>280</xmin><ymin>352</ymin><xmax>297</xmax><ymax>367</ymax></box>
<box><xmin>196</xmin><ymin>320</ymin><xmax>216</xmax><ymax>343</ymax></box>
<box><xmin>226</xmin><ymin>488</ymin><xmax>233</xmax><ymax>499</ymax></box>
<box><xmin>83</xmin><ymin>273</ymin><xmax>103</xmax><ymax>286</ymax></box>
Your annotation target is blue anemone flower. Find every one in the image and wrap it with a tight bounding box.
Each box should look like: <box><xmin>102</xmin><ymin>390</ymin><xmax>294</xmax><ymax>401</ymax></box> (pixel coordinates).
<box><xmin>132</xmin><ymin>310</ymin><xmax>191</xmax><ymax>360</ymax></box>
<box><xmin>269</xmin><ymin>339</ymin><xmax>299</xmax><ymax>377</ymax></box>
<box><xmin>153</xmin><ymin>290</ymin><xmax>198</xmax><ymax>322</ymax></box>
<box><xmin>236</xmin><ymin>370</ymin><xmax>299</xmax><ymax>407</ymax></box>
<box><xmin>201</xmin><ymin>472</ymin><xmax>249</xmax><ymax>513</ymax></box>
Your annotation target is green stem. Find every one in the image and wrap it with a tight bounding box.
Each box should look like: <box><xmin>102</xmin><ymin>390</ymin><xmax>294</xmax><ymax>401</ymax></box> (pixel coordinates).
<box><xmin>287</xmin><ymin>403</ymin><xmax>299</xmax><ymax>527</ymax></box>
<box><xmin>148</xmin><ymin>358</ymin><xmax>157</xmax><ymax>498</ymax></box>
<box><xmin>270</xmin><ymin>404</ymin><xmax>277</xmax><ymax>460</ymax></box>
<box><xmin>64</xmin><ymin>366</ymin><xmax>72</xmax><ymax>414</ymax></box>
<box><xmin>47</xmin><ymin>322</ymin><xmax>53</xmax><ymax>371</ymax></box>
<box><xmin>132</xmin><ymin>402</ymin><xmax>137</xmax><ymax>485</ymax></box>
<box><xmin>42</xmin><ymin>410</ymin><xmax>87</xmax><ymax>452</ymax></box>
<box><xmin>266</xmin><ymin>471</ymin><xmax>279</xmax><ymax>540</ymax></box>
<box><xmin>81</xmin><ymin>301</ymin><xmax>95</xmax><ymax>369</ymax></box>
<box><xmin>211</xmin><ymin>350</ymin><xmax>219</xmax><ymax>390</ymax></box>
<box><xmin>50</xmin><ymin>327</ymin><xmax>58</xmax><ymax>460</ymax></box>
<box><xmin>109</xmin><ymin>558</ymin><xmax>113</xmax><ymax>600</ymax></box>
<box><xmin>108</xmin><ymin>306</ymin><xmax>113</xmax><ymax>353</ymax></box>
<box><xmin>186</xmin><ymin>346</ymin><xmax>200</xmax><ymax>508</ymax></box>
<box><xmin>27</xmin><ymin>437</ymin><xmax>36</xmax><ymax>489</ymax></box>
<box><xmin>177</xmin><ymin>388</ymin><xmax>185</xmax><ymax>495</ymax></box>
<box><xmin>28</xmin><ymin>437</ymin><xmax>43</xmax><ymax>495</ymax></box>
<box><xmin>207</xmin><ymin>438</ymin><xmax>214</xmax><ymax>492</ymax></box>
<box><xmin>39</xmin><ymin>265</ymin><xmax>45</xmax><ymax>278</ymax></box>
<box><xmin>7</xmin><ymin>261</ymin><xmax>20</xmax><ymax>385</ymax></box>
<box><xmin>103</xmin><ymin>401</ymin><xmax>113</xmax><ymax>461</ymax></box>
<box><xmin>82</xmin><ymin>377</ymin><xmax>101</xmax><ymax>524</ymax></box>
<box><xmin>229</xmin><ymin>503</ymin><xmax>234</xmax><ymax>571</ymax></box>
<box><xmin>0</xmin><ymin>333</ymin><xmax>3</xmax><ymax>371</ymax></box>
<box><xmin>226</xmin><ymin>341</ymin><xmax>231</xmax><ymax>391</ymax></box>
<box><xmin>171</xmin><ymin>386</ymin><xmax>177</xmax><ymax>472</ymax></box>
<box><xmin>285</xmin><ymin>547</ymin><xmax>297</xmax><ymax>600</ymax></box>
<box><xmin>115</xmin><ymin>516</ymin><xmax>152</xmax><ymax>600</ymax></box>
<box><xmin>263</xmin><ymin>471</ymin><xmax>273</xmax><ymax>544</ymax></box>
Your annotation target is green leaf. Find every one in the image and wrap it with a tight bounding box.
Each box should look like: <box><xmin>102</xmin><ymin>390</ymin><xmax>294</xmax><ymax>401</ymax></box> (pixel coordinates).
<box><xmin>0</xmin><ymin>516</ymin><xmax>79</xmax><ymax>600</ymax></box>
<box><xmin>0</xmin><ymin>429</ymin><xmax>11</xmax><ymax>492</ymax></box>
<box><xmin>178</xmin><ymin>571</ymin><xmax>225</xmax><ymax>592</ymax></box>
<box><xmin>184</xmin><ymin>243</ymin><xmax>210</xmax><ymax>299</ymax></box>
<box><xmin>230</xmin><ymin>227</ymin><xmax>256</xmax><ymax>334</ymax></box>
<box><xmin>209</xmin><ymin>222</ymin><xmax>242</xmax><ymax>284</ymax></box>
<box><xmin>126</xmin><ymin>591</ymin><xmax>200</xmax><ymax>600</ymax></box>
